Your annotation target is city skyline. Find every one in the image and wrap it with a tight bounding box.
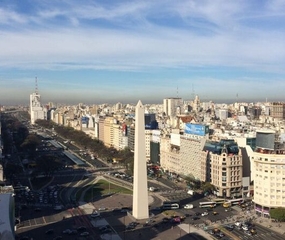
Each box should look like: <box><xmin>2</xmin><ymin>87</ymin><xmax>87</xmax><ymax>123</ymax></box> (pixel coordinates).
<box><xmin>1</xmin><ymin>0</ymin><xmax>285</xmax><ymax>105</ymax></box>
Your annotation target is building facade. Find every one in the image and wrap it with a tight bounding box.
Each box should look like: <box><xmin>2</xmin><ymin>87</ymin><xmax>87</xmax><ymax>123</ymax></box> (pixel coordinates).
<box><xmin>30</xmin><ymin>92</ymin><xmax>47</xmax><ymax>124</ymax></box>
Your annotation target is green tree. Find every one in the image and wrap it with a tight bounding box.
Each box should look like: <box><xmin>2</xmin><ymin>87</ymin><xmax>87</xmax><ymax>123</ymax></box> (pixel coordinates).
<box><xmin>201</xmin><ymin>182</ymin><xmax>215</xmax><ymax>193</ymax></box>
<box><xmin>270</xmin><ymin>208</ymin><xmax>285</xmax><ymax>221</ymax></box>
<box><xmin>20</xmin><ymin>134</ymin><xmax>41</xmax><ymax>158</ymax></box>
<box><xmin>36</xmin><ymin>154</ymin><xmax>62</xmax><ymax>176</ymax></box>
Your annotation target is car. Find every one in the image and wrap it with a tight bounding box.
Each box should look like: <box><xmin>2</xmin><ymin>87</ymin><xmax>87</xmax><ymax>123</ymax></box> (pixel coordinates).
<box><xmin>201</xmin><ymin>212</ymin><xmax>209</xmax><ymax>216</ymax></box>
<box><xmin>77</xmin><ymin>226</ymin><xmax>87</xmax><ymax>232</ymax></box>
<box><xmin>184</xmin><ymin>204</ymin><xmax>194</xmax><ymax>209</ymax></box>
<box><xmin>225</xmin><ymin>225</ymin><xmax>234</xmax><ymax>231</ymax></box>
<box><xmin>195</xmin><ymin>212</ymin><xmax>201</xmax><ymax>216</ymax></box>
<box><xmin>242</xmin><ymin>225</ymin><xmax>249</xmax><ymax>231</ymax></box>
<box><xmin>99</xmin><ymin>225</ymin><xmax>110</xmax><ymax>232</ymax></box>
<box><xmin>244</xmin><ymin>231</ymin><xmax>252</xmax><ymax>236</ymax></box>
<box><xmin>80</xmin><ymin>232</ymin><xmax>89</xmax><ymax>236</ymax></box>
<box><xmin>91</xmin><ymin>211</ymin><xmax>100</xmax><ymax>218</ymax></box>
<box><xmin>45</xmin><ymin>229</ymin><xmax>54</xmax><ymax>235</ymax></box>
<box><xmin>126</xmin><ymin>224</ymin><xmax>135</xmax><ymax>230</ymax></box>
<box><xmin>62</xmin><ymin>229</ymin><xmax>72</xmax><ymax>234</ymax></box>
<box><xmin>68</xmin><ymin>230</ymin><xmax>78</xmax><ymax>235</ymax></box>
<box><xmin>218</xmin><ymin>232</ymin><xmax>225</xmax><ymax>237</ymax></box>
<box><xmin>208</xmin><ymin>229</ymin><xmax>214</xmax><ymax>235</ymax></box>
<box><xmin>101</xmin><ymin>228</ymin><xmax>112</xmax><ymax>233</ymax></box>
<box><xmin>235</xmin><ymin>221</ymin><xmax>242</xmax><ymax>227</ymax></box>
<box><xmin>192</xmin><ymin>216</ymin><xmax>200</xmax><ymax>220</ymax></box>
<box><xmin>212</xmin><ymin>211</ymin><xmax>219</xmax><ymax>215</ymax></box>
<box><xmin>98</xmin><ymin>207</ymin><xmax>107</xmax><ymax>211</ymax></box>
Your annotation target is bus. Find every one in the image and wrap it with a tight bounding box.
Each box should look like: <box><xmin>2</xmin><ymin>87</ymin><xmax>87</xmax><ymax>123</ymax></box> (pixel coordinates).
<box><xmin>162</xmin><ymin>201</ymin><xmax>180</xmax><ymax>210</ymax></box>
<box><xmin>199</xmin><ymin>202</ymin><xmax>216</xmax><ymax>208</ymax></box>
<box><xmin>212</xmin><ymin>198</ymin><xmax>226</xmax><ymax>205</ymax></box>
<box><xmin>228</xmin><ymin>198</ymin><xmax>244</xmax><ymax>205</ymax></box>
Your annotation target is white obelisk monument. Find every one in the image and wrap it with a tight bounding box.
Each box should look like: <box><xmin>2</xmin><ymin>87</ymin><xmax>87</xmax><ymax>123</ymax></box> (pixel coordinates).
<box><xmin>132</xmin><ymin>100</ymin><xmax>149</xmax><ymax>220</ymax></box>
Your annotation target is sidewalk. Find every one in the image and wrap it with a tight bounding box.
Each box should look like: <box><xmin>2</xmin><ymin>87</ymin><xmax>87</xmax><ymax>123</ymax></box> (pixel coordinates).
<box><xmin>236</xmin><ymin>209</ymin><xmax>285</xmax><ymax>236</ymax></box>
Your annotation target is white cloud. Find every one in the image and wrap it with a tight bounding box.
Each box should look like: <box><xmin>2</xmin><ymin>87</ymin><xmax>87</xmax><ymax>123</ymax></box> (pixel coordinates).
<box><xmin>0</xmin><ymin>0</ymin><xmax>284</xmax><ymax>74</ymax></box>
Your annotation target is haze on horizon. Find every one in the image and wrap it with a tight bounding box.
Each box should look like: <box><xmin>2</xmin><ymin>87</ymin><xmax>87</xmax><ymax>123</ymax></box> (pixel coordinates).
<box><xmin>1</xmin><ymin>0</ymin><xmax>285</xmax><ymax>106</ymax></box>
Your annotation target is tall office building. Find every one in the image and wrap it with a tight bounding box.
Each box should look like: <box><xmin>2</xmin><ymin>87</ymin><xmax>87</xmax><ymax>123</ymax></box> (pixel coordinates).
<box><xmin>269</xmin><ymin>102</ymin><xmax>285</xmax><ymax>119</ymax></box>
<box><xmin>29</xmin><ymin>79</ymin><xmax>47</xmax><ymax>124</ymax></box>
<box><xmin>163</xmin><ymin>98</ymin><xmax>183</xmax><ymax>117</ymax></box>
<box><xmin>132</xmin><ymin>101</ymin><xmax>149</xmax><ymax>220</ymax></box>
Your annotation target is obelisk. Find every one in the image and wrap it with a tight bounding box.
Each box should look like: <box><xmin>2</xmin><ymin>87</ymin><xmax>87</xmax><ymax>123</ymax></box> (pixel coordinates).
<box><xmin>132</xmin><ymin>100</ymin><xmax>149</xmax><ymax>220</ymax></box>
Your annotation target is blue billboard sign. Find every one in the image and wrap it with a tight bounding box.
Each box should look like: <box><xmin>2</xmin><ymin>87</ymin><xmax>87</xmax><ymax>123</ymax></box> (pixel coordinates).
<box><xmin>185</xmin><ymin>123</ymin><xmax>209</xmax><ymax>136</ymax></box>
<box><xmin>81</xmin><ymin>116</ymin><xmax>89</xmax><ymax>124</ymax></box>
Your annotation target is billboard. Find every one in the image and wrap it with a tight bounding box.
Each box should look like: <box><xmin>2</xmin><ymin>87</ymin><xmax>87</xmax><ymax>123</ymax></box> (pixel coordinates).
<box><xmin>81</xmin><ymin>116</ymin><xmax>89</xmax><ymax>124</ymax></box>
<box><xmin>185</xmin><ymin>123</ymin><xmax>209</xmax><ymax>136</ymax></box>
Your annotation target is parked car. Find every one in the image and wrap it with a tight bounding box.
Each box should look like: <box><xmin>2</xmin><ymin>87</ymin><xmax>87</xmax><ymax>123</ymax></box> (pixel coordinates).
<box><xmin>201</xmin><ymin>212</ymin><xmax>209</xmax><ymax>216</ymax></box>
<box><xmin>80</xmin><ymin>232</ymin><xmax>89</xmax><ymax>236</ymax></box>
<box><xmin>77</xmin><ymin>226</ymin><xmax>87</xmax><ymax>232</ymax></box>
<box><xmin>91</xmin><ymin>211</ymin><xmax>100</xmax><ymax>218</ymax></box>
<box><xmin>45</xmin><ymin>229</ymin><xmax>54</xmax><ymax>235</ymax></box>
<box><xmin>62</xmin><ymin>229</ymin><xmax>72</xmax><ymax>234</ymax></box>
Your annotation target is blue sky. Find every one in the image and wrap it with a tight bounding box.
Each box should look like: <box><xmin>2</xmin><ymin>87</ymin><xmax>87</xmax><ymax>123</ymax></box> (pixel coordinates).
<box><xmin>1</xmin><ymin>0</ymin><xmax>285</xmax><ymax>105</ymax></box>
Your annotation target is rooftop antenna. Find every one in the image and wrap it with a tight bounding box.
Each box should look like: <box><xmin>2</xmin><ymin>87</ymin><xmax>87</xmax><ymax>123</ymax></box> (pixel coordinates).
<box><xmin>176</xmin><ymin>86</ymin><xmax>179</xmax><ymax>98</ymax></box>
<box><xmin>35</xmin><ymin>77</ymin><xmax>38</xmax><ymax>94</ymax></box>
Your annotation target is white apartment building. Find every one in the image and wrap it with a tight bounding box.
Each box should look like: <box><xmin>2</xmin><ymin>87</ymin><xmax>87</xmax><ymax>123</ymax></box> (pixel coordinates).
<box><xmin>245</xmin><ymin>129</ymin><xmax>285</xmax><ymax>216</ymax></box>
<box><xmin>252</xmin><ymin>151</ymin><xmax>285</xmax><ymax>216</ymax></box>
<box><xmin>160</xmin><ymin>134</ymin><xmax>181</xmax><ymax>174</ymax></box>
<box><xmin>180</xmin><ymin>134</ymin><xmax>207</xmax><ymax>181</ymax></box>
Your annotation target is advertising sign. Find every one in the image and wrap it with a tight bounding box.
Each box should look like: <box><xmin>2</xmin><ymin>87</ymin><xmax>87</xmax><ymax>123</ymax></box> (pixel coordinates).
<box><xmin>185</xmin><ymin>123</ymin><xmax>209</xmax><ymax>136</ymax></box>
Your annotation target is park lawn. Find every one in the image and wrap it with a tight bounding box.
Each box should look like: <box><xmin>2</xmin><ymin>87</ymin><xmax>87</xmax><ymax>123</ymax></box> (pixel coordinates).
<box><xmin>84</xmin><ymin>179</ymin><xmax>132</xmax><ymax>202</ymax></box>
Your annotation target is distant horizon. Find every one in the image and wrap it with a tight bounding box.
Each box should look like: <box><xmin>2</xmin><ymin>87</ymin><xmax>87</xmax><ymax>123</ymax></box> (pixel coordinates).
<box><xmin>2</xmin><ymin>95</ymin><xmax>283</xmax><ymax>107</ymax></box>
<box><xmin>1</xmin><ymin>1</ymin><xmax>285</xmax><ymax>105</ymax></box>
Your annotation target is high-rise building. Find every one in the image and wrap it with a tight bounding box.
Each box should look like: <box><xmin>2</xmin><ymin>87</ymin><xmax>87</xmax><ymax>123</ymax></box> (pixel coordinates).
<box><xmin>269</xmin><ymin>102</ymin><xmax>285</xmax><ymax>119</ymax></box>
<box><xmin>163</xmin><ymin>98</ymin><xmax>183</xmax><ymax>117</ymax></box>
<box><xmin>30</xmin><ymin>92</ymin><xmax>47</xmax><ymax>124</ymax></box>
<box><xmin>29</xmin><ymin>79</ymin><xmax>47</xmax><ymax>124</ymax></box>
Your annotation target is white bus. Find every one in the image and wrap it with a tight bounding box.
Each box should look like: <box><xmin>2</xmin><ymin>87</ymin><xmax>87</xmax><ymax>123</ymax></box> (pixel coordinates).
<box><xmin>212</xmin><ymin>198</ymin><xmax>226</xmax><ymax>205</ymax></box>
<box><xmin>199</xmin><ymin>202</ymin><xmax>216</xmax><ymax>208</ymax></box>
<box><xmin>228</xmin><ymin>198</ymin><xmax>244</xmax><ymax>205</ymax></box>
<box><xmin>162</xmin><ymin>201</ymin><xmax>180</xmax><ymax>210</ymax></box>
<box><xmin>162</xmin><ymin>203</ymin><xmax>179</xmax><ymax>210</ymax></box>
